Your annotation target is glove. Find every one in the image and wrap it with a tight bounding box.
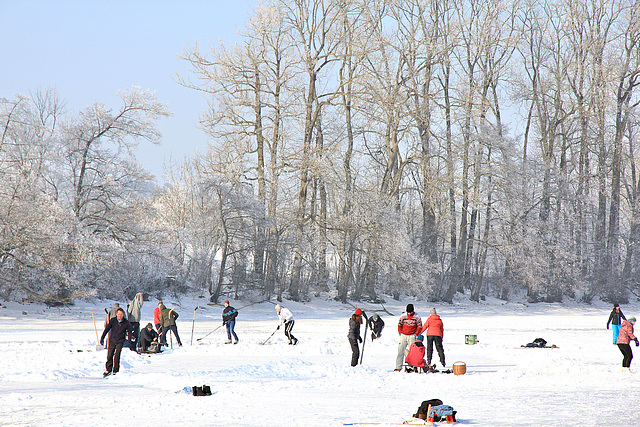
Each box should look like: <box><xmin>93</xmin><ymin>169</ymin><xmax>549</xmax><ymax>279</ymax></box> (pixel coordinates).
<box><xmin>277</xmin><ymin>324</ymin><xmax>280</xmax><ymax>330</ymax></box>
<box><xmin>358</xmin><ymin>336</ymin><xmax>362</xmax><ymax>343</ymax></box>
<box><xmin>222</xmin><ymin>321</ymin><xmax>226</xmax><ymax>326</ymax></box>
<box><xmin>100</xmin><ymin>338</ymin><xmax>104</xmax><ymax>346</ymax></box>
<box><xmin>606</xmin><ymin>324</ymin><xmax>609</xmax><ymax>330</ymax></box>
<box><xmin>635</xmin><ymin>338</ymin><xmax>639</xmax><ymax>347</ymax></box>
<box><xmin>124</xmin><ymin>341</ymin><xmax>131</xmax><ymax>348</ymax></box>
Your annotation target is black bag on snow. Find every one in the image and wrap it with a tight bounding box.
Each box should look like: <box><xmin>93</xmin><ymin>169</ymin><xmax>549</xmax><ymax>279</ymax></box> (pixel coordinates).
<box><xmin>414</xmin><ymin>399</ymin><xmax>444</xmax><ymax>419</ymax></box>
<box><xmin>192</xmin><ymin>385</ymin><xmax>212</xmax><ymax>396</ymax></box>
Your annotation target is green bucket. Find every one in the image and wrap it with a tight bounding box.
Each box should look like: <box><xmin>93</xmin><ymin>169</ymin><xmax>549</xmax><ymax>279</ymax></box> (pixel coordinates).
<box><xmin>465</xmin><ymin>334</ymin><xmax>477</xmax><ymax>345</ymax></box>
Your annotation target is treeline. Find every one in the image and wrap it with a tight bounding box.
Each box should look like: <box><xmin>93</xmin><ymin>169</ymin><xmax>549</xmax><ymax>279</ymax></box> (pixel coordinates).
<box><xmin>2</xmin><ymin>0</ymin><xmax>640</xmax><ymax>305</ymax></box>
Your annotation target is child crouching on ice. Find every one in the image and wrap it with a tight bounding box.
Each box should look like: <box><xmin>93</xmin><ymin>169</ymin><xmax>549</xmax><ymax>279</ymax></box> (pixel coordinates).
<box><xmin>405</xmin><ymin>334</ymin><xmax>427</xmax><ymax>372</ymax></box>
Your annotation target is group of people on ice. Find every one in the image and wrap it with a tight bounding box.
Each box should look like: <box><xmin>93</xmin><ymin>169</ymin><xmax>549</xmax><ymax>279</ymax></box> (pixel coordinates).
<box><xmin>99</xmin><ymin>296</ymin><xmax>301</xmax><ymax>377</ymax></box>
<box><xmin>347</xmin><ymin>303</ymin><xmax>445</xmax><ymax>372</ymax></box>
<box><xmin>99</xmin><ymin>292</ymin><xmax>638</xmax><ymax>377</ymax></box>
<box><xmin>100</xmin><ymin>295</ymin><xmax>185</xmax><ymax>377</ymax></box>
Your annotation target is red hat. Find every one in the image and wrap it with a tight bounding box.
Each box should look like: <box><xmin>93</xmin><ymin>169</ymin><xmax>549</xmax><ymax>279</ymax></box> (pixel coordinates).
<box><xmin>224</xmin><ymin>300</ymin><xmax>229</xmax><ymax>305</ymax></box>
<box><xmin>355</xmin><ymin>308</ymin><xmax>363</xmax><ymax>315</ymax></box>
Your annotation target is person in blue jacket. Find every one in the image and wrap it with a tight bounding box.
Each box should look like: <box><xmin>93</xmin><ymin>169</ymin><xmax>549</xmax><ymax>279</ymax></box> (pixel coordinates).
<box><xmin>100</xmin><ymin>307</ymin><xmax>133</xmax><ymax>377</ymax></box>
<box><xmin>607</xmin><ymin>303</ymin><xmax>627</xmax><ymax>344</ymax></box>
<box><xmin>222</xmin><ymin>300</ymin><xmax>239</xmax><ymax>344</ymax></box>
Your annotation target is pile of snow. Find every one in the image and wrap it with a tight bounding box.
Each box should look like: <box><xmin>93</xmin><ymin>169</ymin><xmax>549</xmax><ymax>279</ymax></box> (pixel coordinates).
<box><xmin>1</xmin><ymin>296</ymin><xmax>639</xmax><ymax>426</ymax></box>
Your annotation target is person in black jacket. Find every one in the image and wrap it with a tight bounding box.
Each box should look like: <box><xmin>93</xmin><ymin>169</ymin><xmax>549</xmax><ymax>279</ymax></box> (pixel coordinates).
<box><xmin>138</xmin><ymin>323</ymin><xmax>159</xmax><ymax>353</ymax></box>
<box><xmin>222</xmin><ymin>300</ymin><xmax>239</xmax><ymax>344</ymax></box>
<box><xmin>607</xmin><ymin>303</ymin><xmax>627</xmax><ymax>344</ymax></box>
<box><xmin>100</xmin><ymin>307</ymin><xmax>133</xmax><ymax>377</ymax></box>
<box><xmin>348</xmin><ymin>309</ymin><xmax>364</xmax><ymax>367</ymax></box>
<box><xmin>368</xmin><ymin>313</ymin><xmax>385</xmax><ymax>341</ymax></box>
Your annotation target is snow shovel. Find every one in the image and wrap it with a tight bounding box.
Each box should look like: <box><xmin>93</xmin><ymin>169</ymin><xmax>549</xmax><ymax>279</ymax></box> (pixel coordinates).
<box><xmin>91</xmin><ymin>312</ymin><xmax>103</xmax><ymax>351</ymax></box>
<box><xmin>261</xmin><ymin>327</ymin><xmax>278</xmax><ymax>345</ymax></box>
<box><xmin>359</xmin><ymin>315</ymin><xmax>369</xmax><ymax>364</ymax></box>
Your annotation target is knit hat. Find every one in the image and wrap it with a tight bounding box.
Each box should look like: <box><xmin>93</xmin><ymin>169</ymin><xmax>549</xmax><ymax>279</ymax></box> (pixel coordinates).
<box><xmin>416</xmin><ymin>334</ymin><xmax>424</xmax><ymax>342</ymax></box>
<box><xmin>146</xmin><ymin>323</ymin><xmax>153</xmax><ymax>329</ymax></box>
<box><xmin>430</xmin><ymin>308</ymin><xmax>437</xmax><ymax>315</ymax></box>
<box><xmin>614</xmin><ymin>303</ymin><xmax>620</xmax><ymax>308</ymax></box>
<box><xmin>275</xmin><ymin>304</ymin><xmax>281</xmax><ymax>311</ymax></box>
<box><xmin>629</xmin><ymin>316</ymin><xmax>637</xmax><ymax>323</ymax></box>
<box><xmin>355</xmin><ymin>308</ymin><xmax>363</xmax><ymax>315</ymax></box>
<box><xmin>224</xmin><ymin>300</ymin><xmax>230</xmax><ymax>305</ymax></box>
<box><xmin>406</xmin><ymin>304</ymin><xmax>414</xmax><ymax>313</ymax></box>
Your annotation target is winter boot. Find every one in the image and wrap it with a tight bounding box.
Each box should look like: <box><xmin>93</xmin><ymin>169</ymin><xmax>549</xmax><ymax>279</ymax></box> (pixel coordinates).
<box><xmin>292</xmin><ymin>338</ymin><xmax>298</xmax><ymax>345</ymax></box>
<box><xmin>103</xmin><ymin>371</ymin><xmax>112</xmax><ymax>378</ymax></box>
<box><xmin>225</xmin><ymin>340</ymin><xmax>232</xmax><ymax>344</ymax></box>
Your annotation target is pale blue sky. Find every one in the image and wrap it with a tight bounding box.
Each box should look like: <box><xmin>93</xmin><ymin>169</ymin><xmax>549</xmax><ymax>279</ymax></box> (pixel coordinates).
<box><xmin>1</xmin><ymin>0</ymin><xmax>256</xmax><ymax>183</ymax></box>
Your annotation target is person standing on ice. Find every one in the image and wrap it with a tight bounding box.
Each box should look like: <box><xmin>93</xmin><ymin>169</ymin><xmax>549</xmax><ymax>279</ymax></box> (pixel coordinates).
<box><xmin>607</xmin><ymin>303</ymin><xmax>626</xmax><ymax>344</ymax></box>
<box><xmin>395</xmin><ymin>304</ymin><xmax>422</xmax><ymax>371</ymax></box>
<box><xmin>420</xmin><ymin>307</ymin><xmax>446</xmax><ymax>368</ymax></box>
<box><xmin>126</xmin><ymin>292</ymin><xmax>143</xmax><ymax>351</ymax></box>
<box><xmin>154</xmin><ymin>300</ymin><xmax>163</xmax><ymax>335</ymax></box>
<box><xmin>100</xmin><ymin>307</ymin><xmax>133</xmax><ymax>377</ymax></box>
<box><xmin>616</xmin><ymin>316</ymin><xmax>638</xmax><ymax>371</ymax></box>
<box><xmin>348</xmin><ymin>308</ymin><xmax>364</xmax><ymax>366</ymax></box>
<box><xmin>222</xmin><ymin>300</ymin><xmax>239</xmax><ymax>344</ymax></box>
<box><xmin>159</xmin><ymin>303</ymin><xmax>183</xmax><ymax>347</ymax></box>
<box><xmin>275</xmin><ymin>304</ymin><xmax>298</xmax><ymax>345</ymax></box>
<box><xmin>103</xmin><ymin>302</ymin><xmax>120</xmax><ymax>348</ymax></box>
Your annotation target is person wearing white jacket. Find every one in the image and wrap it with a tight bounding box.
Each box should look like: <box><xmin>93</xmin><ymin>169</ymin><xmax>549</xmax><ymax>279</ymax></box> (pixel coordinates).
<box><xmin>126</xmin><ymin>293</ymin><xmax>144</xmax><ymax>351</ymax></box>
<box><xmin>275</xmin><ymin>304</ymin><xmax>298</xmax><ymax>345</ymax></box>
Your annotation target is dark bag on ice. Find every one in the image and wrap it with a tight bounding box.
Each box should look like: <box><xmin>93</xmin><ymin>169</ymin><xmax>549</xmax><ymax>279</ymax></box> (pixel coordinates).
<box><xmin>523</xmin><ymin>337</ymin><xmax>547</xmax><ymax>348</ymax></box>
<box><xmin>414</xmin><ymin>399</ymin><xmax>443</xmax><ymax>419</ymax></box>
<box><xmin>147</xmin><ymin>342</ymin><xmax>161</xmax><ymax>353</ymax></box>
<box><xmin>192</xmin><ymin>385</ymin><xmax>212</xmax><ymax>396</ymax></box>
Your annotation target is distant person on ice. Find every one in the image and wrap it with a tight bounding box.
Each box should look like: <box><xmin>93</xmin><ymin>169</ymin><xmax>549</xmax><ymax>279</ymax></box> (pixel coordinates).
<box><xmin>222</xmin><ymin>300</ymin><xmax>239</xmax><ymax>344</ymax></box>
<box><xmin>616</xmin><ymin>316</ymin><xmax>638</xmax><ymax>372</ymax></box>
<box><xmin>154</xmin><ymin>300</ymin><xmax>163</xmax><ymax>334</ymax></box>
<box><xmin>367</xmin><ymin>313</ymin><xmax>385</xmax><ymax>341</ymax></box>
<box><xmin>607</xmin><ymin>303</ymin><xmax>626</xmax><ymax>344</ymax></box>
<box><xmin>103</xmin><ymin>302</ymin><xmax>120</xmax><ymax>347</ymax></box>
<box><xmin>100</xmin><ymin>307</ymin><xmax>133</xmax><ymax>377</ymax></box>
<box><xmin>138</xmin><ymin>323</ymin><xmax>159</xmax><ymax>353</ymax></box>
<box><xmin>159</xmin><ymin>303</ymin><xmax>182</xmax><ymax>347</ymax></box>
<box><xmin>126</xmin><ymin>292</ymin><xmax>144</xmax><ymax>351</ymax></box>
<box><xmin>420</xmin><ymin>308</ymin><xmax>446</xmax><ymax>368</ymax></box>
<box><xmin>348</xmin><ymin>308</ymin><xmax>364</xmax><ymax>366</ymax></box>
<box><xmin>275</xmin><ymin>304</ymin><xmax>297</xmax><ymax>345</ymax></box>
<box><xmin>395</xmin><ymin>304</ymin><xmax>422</xmax><ymax>371</ymax></box>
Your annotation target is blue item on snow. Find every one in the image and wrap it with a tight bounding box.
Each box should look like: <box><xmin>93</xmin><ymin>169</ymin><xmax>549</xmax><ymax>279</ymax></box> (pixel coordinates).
<box><xmin>429</xmin><ymin>405</ymin><xmax>455</xmax><ymax>418</ymax></box>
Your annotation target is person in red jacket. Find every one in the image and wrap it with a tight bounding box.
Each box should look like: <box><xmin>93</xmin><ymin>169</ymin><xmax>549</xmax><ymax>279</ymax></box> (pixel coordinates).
<box><xmin>395</xmin><ymin>304</ymin><xmax>422</xmax><ymax>371</ymax></box>
<box><xmin>153</xmin><ymin>300</ymin><xmax>163</xmax><ymax>335</ymax></box>
<box><xmin>405</xmin><ymin>334</ymin><xmax>427</xmax><ymax>372</ymax></box>
<box><xmin>420</xmin><ymin>308</ymin><xmax>446</xmax><ymax>368</ymax></box>
<box><xmin>616</xmin><ymin>316</ymin><xmax>638</xmax><ymax>371</ymax></box>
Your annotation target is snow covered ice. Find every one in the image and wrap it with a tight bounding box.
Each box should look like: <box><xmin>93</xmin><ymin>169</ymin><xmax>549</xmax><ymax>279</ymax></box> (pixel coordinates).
<box><xmin>1</xmin><ymin>297</ymin><xmax>639</xmax><ymax>426</ymax></box>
